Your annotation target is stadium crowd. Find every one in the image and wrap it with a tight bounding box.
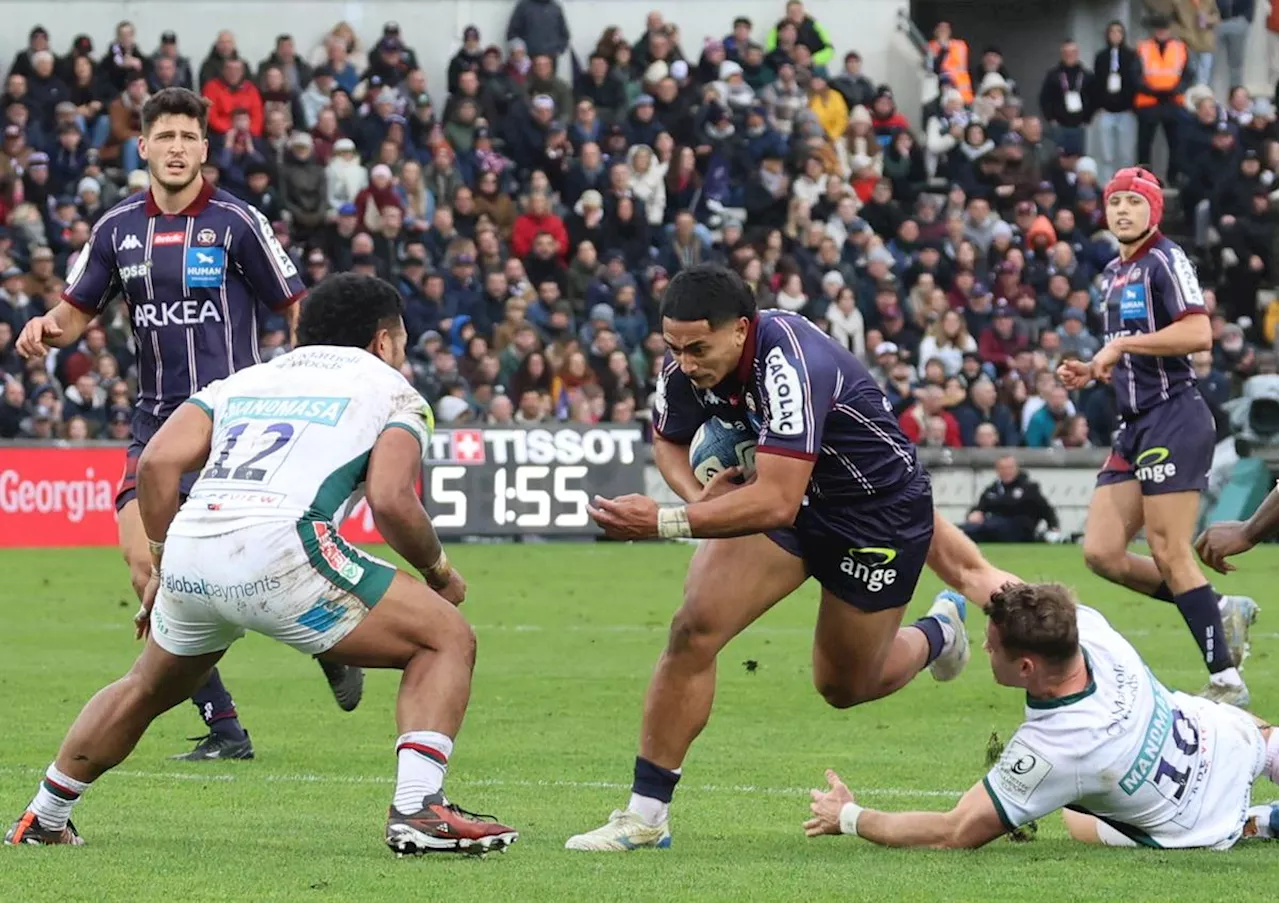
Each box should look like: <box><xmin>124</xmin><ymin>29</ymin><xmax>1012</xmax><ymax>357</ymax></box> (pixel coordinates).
<box><xmin>0</xmin><ymin>1</ymin><xmax>1276</xmax><ymax>450</ymax></box>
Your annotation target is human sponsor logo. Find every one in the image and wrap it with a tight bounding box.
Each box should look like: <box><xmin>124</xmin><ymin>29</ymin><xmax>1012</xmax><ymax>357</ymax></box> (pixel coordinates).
<box><xmin>838</xmin><ymin>546</ymin><xmax>898</xmax><ymax>592</ymax></box>
<box><xmin>162</xmin><ymin>572</ymin><xmax>283</xmax><ymax>602</ymax></box>
<box><xmin>1119</xmin><ymin>284</ymin><xmax>1148</xmax><ymax>320</ymax></box>
<box><xmin>196</xmin><ymin>228</ymin><xmax>218</xmax><ymax>246</ymax></box>
<box><xmin>185</xmin><ymin>247</ymin><xmax>225</xmax><ymax>288</ymax></box>
<box><xmin>312</xmin><ymin>522</ymin><xmax>365</xmax><ymax>585</ymax></box>
<box><xmin>133</xmin><ymin>298</ymin><xmax>224</xmax><ymax>328</ymax></box>
<box><xmin>118</xmin><ymin>261</ymin><xmax>150</xmax><ymax>281</ymax></box>
<box><xmin>153</xmin><ymin>231</ymin><xmax>185</xmax><ymax>246</ymax></box>
<box><xmin>224</xmin><ymin>395</ymin><xmax>349</xmax><ymax>427</ymax></box>
<box><xmin>1134</xmin><ymin>447</ymin><xmax>1176</xmax><ymax>485</ymax></box>
<box><xmin>993</xmin><ymin>738</ymin><xmax>1053</xmax><ymax>805</ymax></box>
<box><xmin>118</xmin><ymin>233</ymin><xmax>143</xmax><ymax>251</ymax></box>
<box><xmin>763</xmin><ymin>346</ymin><xmax>803</xmax><ymax>436</ymax></box>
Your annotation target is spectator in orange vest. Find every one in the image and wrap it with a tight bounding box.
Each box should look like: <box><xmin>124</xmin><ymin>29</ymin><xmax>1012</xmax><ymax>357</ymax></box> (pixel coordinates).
<box><xmin>1134</xmin><ymin>14</ymin><xmax>1190</xmax><ymax>181</ymax></box>
<box><xmin>928</xmin><ymin>22</ymin><xmax>974</xmax><ymax>105</ymax></box>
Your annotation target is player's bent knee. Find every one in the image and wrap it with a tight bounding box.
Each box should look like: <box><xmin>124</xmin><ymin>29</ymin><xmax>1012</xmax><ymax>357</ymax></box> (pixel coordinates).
<box><xmin>1082</xmin><ymin>538</ymin><xmax>1123</xmax><ymax>580</ymax></box>
<box><xmin>664</xmin><ymin>606</ymin><xmax>724</xmax><ymax>663</ymax></box>
<box><xmin>815</xmin><ymin>681</ymin><xmax>875</xmax><ymax>710</ymax></box>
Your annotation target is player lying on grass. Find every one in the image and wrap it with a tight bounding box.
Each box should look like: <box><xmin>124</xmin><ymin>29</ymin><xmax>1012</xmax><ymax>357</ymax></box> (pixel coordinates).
<box><xmin>1058</xmin><ymin>167</ymin><xmax>1257</xmax><ymax>707</ymax></box>
<box><xmin>569</xmin><ymin>264</ymin><xmax>978</xmax><ymax>851</ymax></box>
<box><xmin>1195</xmin><ymin>487</ymin><xmax>1278</xmax><ymax>574</ymax></box>
<box><xmin>804</xmin><ymin>582</ymin><xmax>1278</xmax><ymax>850</ymax></box>
<box><xmin>5</xmin><ymin>274</ymin><xmax>517</xmax><ymax>856</ymax></box>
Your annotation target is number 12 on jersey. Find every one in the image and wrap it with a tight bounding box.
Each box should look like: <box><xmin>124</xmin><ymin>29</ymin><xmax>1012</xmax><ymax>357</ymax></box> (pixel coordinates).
<box><xmin>204</xmin><ymin>421</ymin><xmax>298</xmax><ymax>483</ymax></box>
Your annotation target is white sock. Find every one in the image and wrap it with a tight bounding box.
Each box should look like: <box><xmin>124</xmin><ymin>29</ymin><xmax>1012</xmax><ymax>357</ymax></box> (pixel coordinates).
<box><xmin>393</xmin><ymin>731</ymin><xmax>453</xmax><ymax>813</ymax></box>
<box><xmin>1246</xmin><ymin>804</ymin><xmax>1278</xmax><ymax>839</ymax></box>
<box><xmin>1266</xmin><ymin>730</ymin><xmax>1278</xmax><ymax>784</ymax></box>
<box><xmin>936</xmin><ymin>617</ymin><xmax>958</xmax><ymax>652</ymax></box>
<box><xmin>29</xmin><ymin>764</ymin><xmax>90</xmax><ymax>831</ymax></box>
<box><xmin>1211</xmin><ymin>667</ymin><xmax>1244</xmax><ymax>688</ymax></box>
<box><xmin>627</xmin><ymin>767</ymin><xmax>679</xmax><ymax>827</ymax></box>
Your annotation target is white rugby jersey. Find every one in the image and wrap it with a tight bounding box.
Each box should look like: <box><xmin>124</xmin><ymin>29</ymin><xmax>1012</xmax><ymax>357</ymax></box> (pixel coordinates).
<box><xmin>168</xmin><ymin>345</ymin><xmax>433</xmax><ymax>537</ymax></box>
<box><xmin>983</xmin><ymin>606</ymin><xmax>1265</xmax><ymax>849</ymax></box>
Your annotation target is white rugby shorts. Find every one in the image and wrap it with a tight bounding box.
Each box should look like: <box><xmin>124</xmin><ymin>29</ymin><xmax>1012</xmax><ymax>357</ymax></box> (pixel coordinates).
<box><xmin>150</xmin><ymin>519</ymin><xmax>397</xmax><ymax>657</ymax></box>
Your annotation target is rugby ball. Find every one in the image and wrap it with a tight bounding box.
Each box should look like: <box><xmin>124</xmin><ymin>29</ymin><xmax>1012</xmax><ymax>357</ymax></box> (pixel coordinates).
<box><xmin>689</xmin><ymin>418</ymin><xmax>757</xmax><ymax>486</ymax></box>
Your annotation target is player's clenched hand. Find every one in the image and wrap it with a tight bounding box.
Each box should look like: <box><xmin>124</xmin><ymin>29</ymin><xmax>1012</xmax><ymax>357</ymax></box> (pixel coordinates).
<box><xmin>1056</xmin><ymin>360</ymin><xmax>1092</xmax><ymax>390</ymax></box>
<box><xmin>804</xmin><ymin>769</ymin><xmax>856</xmax><ymax>837</ymax></box>
<box><xmin>436</xmin><ymin>568</ymin><xmax>468</xmax><ymax>606</ymax></box>
<box><xmin>697</xmin><ymin>466</ymin><xmax>751</xmax><ymax>502</ymax></box>
<box><xmin>1194</xmin><ymin>521</ymin><xmax>1252</xmax><ymax>574</ymax></box>
<box><xmin>16</xmin><ymin>315</ymin><xmax>63</xmax><ymax>360</ymax></box>
<box><xmin>135</xmin><ymin>569</ymin><xmax>160</xmax><ymax>640</ymax></box>
<box><xmin>588</xmin><ymin>494</ymin><xmax>660</xmax><ymax>541</ymax></box>
<box><xmin>1089</xmin><ymin>343</ymin><xmax>1122</xmax><ymax>384</ymax></box>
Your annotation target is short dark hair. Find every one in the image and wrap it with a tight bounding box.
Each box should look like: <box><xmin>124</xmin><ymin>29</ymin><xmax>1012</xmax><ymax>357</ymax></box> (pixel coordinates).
<box><xmin>660</xmin><ymin>264</ymin><xmax>756</xmax><ymax>327</ymax></box>
<box><xmin>988</xmin><ymin>583</ymin><xmax>1079</xmax><ymax>663</ymax></box>
<box><xmin>141</xmin><ymin>87</ymin><xmax>210</xmax><ymax>137</ymax></box>
<box><xmin>297</xmin><ymin>273</ymin><xmax>405</xmax><ymax>348</ymax></box>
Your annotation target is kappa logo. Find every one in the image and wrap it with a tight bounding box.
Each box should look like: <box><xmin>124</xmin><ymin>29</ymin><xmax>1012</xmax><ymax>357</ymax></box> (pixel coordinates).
<box><xmin>763</xmin><ymin>346</ymin><xmax>804</xmax><ymax>436</ymax></box>
<box><xmin>196</xmin><ymin>228</ymin><xmax>218</xmax><ymax>246</ymax></box>
<box><xmin>1134</xmin><ymin>446</ymin><xmax>1176</xmax><ymax>484</ymax></box>
<box><xmin>838</xmin><ymin>546</ymin><xmax>898</xmax><ymax>592</ymax></box>
<box><xmin>118</xmin><ymin>233</ymin><xmax>143</xmax><ymax>251</ymax></box>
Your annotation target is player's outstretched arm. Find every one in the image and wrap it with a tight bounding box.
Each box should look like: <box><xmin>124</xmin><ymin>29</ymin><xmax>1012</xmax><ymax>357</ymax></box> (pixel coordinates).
<box><xmin>14</xmin><ymin>301</ymin><xmax>96</xmax><ymax>358</ymax></box>
<box><xmin>804</xmin><ymin>770</ymin><xmax>1007</xmax><ymax>850</ymax></box>
<box><xmin>927</xmin><ymin>514</ymin><xmax>1023</xmax><ymax>610</ymax></box>
<box><xmin>366</xmin><ymin>427</ymin><xmax>460</xmax><ymax>602</ymax></box>
<box><xmin>1195</xmin><ymin>486</ymin><xmax>1279</xmax><ymax>573</ymax></box>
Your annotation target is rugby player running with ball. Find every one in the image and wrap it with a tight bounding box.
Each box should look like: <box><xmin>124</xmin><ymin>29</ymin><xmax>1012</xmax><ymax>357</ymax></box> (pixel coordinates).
<box><xmin>1057</xmin><ymin>167</ymin><xmax>1257</xmax><ymax>706</ymax></box>
<box><xmin>14</xmin><ymin>87</ymin><xmax>362</xmax><ymax>762</ymax></box>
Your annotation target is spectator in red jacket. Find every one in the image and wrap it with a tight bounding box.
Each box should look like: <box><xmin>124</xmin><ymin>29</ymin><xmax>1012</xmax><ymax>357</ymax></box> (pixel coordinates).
<box><xmin>898</xmin><ymin>384</ymin><xmax>962</xmax><ymax>447</ymax></box>
<box><xmin>869</xmin><ymin>84</ymin><xmax>910</xmax><ymax>141</ymax></box>
<box><xmin>203</xmin><ymin>57</ymin><xmax>264</xmax><ymax>137</ymax></box>
<box><xmin>511</xmin><ymin>190</ymin><xmax>569</xmax><ymax>261</ymax></box>
<box><xmin>977</xmin><ymin>300</ymin><xmax>1028</xmax><ymax>373</ymax></box>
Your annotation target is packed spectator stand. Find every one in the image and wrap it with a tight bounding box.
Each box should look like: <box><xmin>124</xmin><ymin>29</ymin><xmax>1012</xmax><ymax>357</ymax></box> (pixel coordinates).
<box><xmin>0</xmin><ymin>3</ymin><xmax>1275</xmax><ymax>454</ymax></box>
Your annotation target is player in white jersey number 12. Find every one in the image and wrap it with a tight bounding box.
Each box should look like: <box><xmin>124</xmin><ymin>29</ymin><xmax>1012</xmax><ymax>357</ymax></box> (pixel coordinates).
<box><xmin>804</xmin><ymin>582</ymin><xmax>1277</xmax><ymax>850</ymax></box>
<box><xmin>5</xmin><ymin>274</ymin><xmax>518</xmax><ymax>855</ymax></box>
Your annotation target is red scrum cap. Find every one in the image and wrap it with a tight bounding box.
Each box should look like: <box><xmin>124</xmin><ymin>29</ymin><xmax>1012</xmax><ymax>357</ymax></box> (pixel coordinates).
<box><xmin>1103</xmin><ymin>166</ymin><xmax>1164</xmax><ymax>228</ymax></box>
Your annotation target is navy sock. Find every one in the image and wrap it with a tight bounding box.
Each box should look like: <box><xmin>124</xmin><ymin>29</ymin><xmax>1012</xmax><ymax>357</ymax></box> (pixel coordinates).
<box><xmin>632</xmin><ymin>756</ymin><xmax>681</xmax><ymax>803</ymax></box>
<box><xmin>1152</xmin><ymin>581</ymin><xmax>1176</xmax><ymax>603</ymax></box>
<box><xmin>913</xmin><ymin>616</ymin><xmax>947</xmax><ymax>666</ymax></box>
<box><xmin>191</xmin><ymin>669</ymin><xmax>246</xmax><ymax>739</ymax></box>
<box><xmin>1173</xmin><ymin>584</ymin><xmax>1233</xmax><ymax>673</ymax></box>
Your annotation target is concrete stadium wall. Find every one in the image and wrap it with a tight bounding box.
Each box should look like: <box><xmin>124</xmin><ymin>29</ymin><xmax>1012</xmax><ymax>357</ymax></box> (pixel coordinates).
<box><xmin>0</xmin><ymin>1</ymin><xmax>915</xmax><ymax>117</ymax></box>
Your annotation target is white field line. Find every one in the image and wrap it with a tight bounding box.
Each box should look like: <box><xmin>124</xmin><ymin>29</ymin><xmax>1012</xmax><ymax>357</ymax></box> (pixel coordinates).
<box><xmin>0</xmin><ymin>766</ymin><xmax>962</xmax><ymax>799</ymax></box>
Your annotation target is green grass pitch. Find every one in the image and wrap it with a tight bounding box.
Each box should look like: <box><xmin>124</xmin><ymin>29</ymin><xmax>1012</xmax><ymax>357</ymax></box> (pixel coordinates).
<box><xmin>0</xmin><ymin>543</ymin><xmax>1275</xmax><ymax>903</ymax></box>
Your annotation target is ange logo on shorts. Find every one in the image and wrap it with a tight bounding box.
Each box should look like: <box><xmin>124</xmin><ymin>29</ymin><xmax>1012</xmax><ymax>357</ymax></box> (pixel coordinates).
<box><xmin>1133</xmin><ymin>447</ymin><xmax>1176</xmax><ymax>484</ymax></box>
<box><xmin>838</xmin><ymin>546</ymin><xmax>899</xmax><ymax>592</ymax></box>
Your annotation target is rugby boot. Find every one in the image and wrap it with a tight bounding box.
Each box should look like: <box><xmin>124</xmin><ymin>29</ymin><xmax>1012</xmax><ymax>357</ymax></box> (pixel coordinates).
<box><xmin>318</xmin><ymin>659</ymin><xmax>364</xmax><ymax>712</ymax></box>
<box><xmin>385</xmin><ymin>792</ymin><xmax>518</xmax><ymax>855</ymax></box>
<box><xmin>4</xmin><ymin>812</ymin><xmax>84</xmax><ymax>846</ymax></box>
<box><xmin>565</xmin><ymin>809</ymin><xmax>672</xmax><ymax>851</ymax></box>
<box><xmin>170</xmin><ymin>730</ymin><xmax>255</xmax><ymax>761</ymax></box>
